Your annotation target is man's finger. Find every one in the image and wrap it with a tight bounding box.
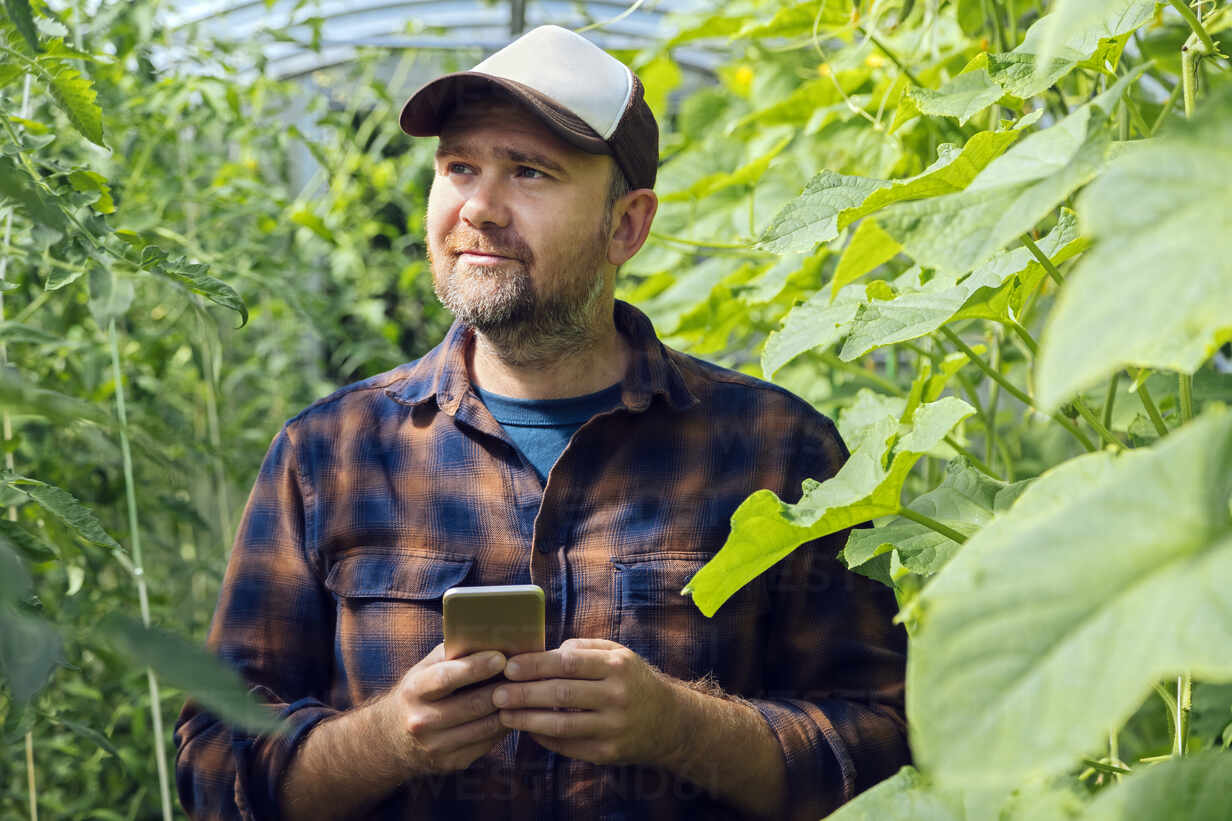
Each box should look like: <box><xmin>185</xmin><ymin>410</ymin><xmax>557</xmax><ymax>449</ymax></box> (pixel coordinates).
<box><xmin>504</xmin><ymin>647</ymin><xmax>610</xmax><ymax>681</ymax></box>
<box><xmin>435</xmin><ymin>680</ymin><xmax>506</xmax><ymax>727</ymax></box>
<box><xmin>498</xmin><ymin>707</ymin><xmax>608</xmax><ymax>738</ymax></box>
<box><xmin>492</xmin><ymin>678</ymin><xmax>609</xmax><ymax>711</ymax></box>
<box><xmin>416</xmin><ymin>651</ymin><xmax>506</xmax><ymax>700</ymax></box>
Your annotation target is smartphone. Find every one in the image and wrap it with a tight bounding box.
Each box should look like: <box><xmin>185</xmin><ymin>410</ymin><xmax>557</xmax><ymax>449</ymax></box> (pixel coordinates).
<box><xmin>443</xmin><ymin>584</ymin><xmax>546</xmax><ymax>660</ymax></box>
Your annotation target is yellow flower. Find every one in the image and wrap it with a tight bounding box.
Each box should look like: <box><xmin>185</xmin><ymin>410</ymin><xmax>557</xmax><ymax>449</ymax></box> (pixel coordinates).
<box><xmin>865</xmin><ymin>53</ymin><xmax>887</xmax><ymax>68</ymax></box>
<box><xmin>734</xmin><ymin>65</ymin><xmax>754</xmax><ymax>92</ymax></box>
<box><xmin>818</xmin><ymin>63</ymin><xmax>832</xmax><ymax>77</ymax></box>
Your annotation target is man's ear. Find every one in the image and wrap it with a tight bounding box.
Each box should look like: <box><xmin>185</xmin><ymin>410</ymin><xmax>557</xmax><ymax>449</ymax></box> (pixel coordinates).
<box><xmin>606</xmin><ymin>189</ymin><xmax>659</xmax><ymax>266</ymax></box>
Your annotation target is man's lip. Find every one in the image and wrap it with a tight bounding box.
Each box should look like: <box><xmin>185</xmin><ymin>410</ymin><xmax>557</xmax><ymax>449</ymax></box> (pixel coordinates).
<box><xmin>457</xmin><ymin>250</ymin><xmax>518</xmax><ymax>262</ymax></box>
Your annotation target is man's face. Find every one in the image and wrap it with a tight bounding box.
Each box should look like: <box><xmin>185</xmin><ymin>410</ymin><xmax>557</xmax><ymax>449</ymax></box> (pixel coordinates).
<box><xmin>426</xmin><ymin>98</ymin><xmax>621</xmax><ymax>357</ymax></box>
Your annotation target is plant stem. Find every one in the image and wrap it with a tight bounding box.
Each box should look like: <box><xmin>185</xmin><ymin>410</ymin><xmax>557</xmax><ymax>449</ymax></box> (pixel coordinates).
<box><xmin>1176</xmin><ymin>673</ymin><xmax>1193</xmax><ymax>755</ymax></box>
<box><xmin>864</xmin><ymin>31</ymin><xmax>924</xmax><ymax>87</ymax></box>
<box><xmin>1134</xmin><ymin>374</ymin><xmax>1170</xmax><ymax>437</ymax></box>
<box><xmin>1022</xmin><ymin>233</ymin><xmax>1064</xmax><ymax>287</ymax></box>
<box><xmin>985</xmin><ymin>336</ymin><xmax>1002</xmax><ymax>469</ymax></box>
<box><xmin>1179</xmin><ymin>373</ymin><xmax>1193</xmax><ymax>423</ymax></box>
<box><xmin>820</xmin><ymin>351</ymin><xmax>905</xmax><ymax>396</ymax></box>
<box><xmin>1005</xmin><ymin>319</ymin><xmax>1039</xmax><ymax>357</ymax></box>
<box><xmin>897</xmin><ymin>506</ymin><xmax>969</xmax><ymax>544</ymax></box>
<box><xmin>1073</xmin><ymin>398</ymin><xmax>1126</xmax><ymax>451</ymax></box>
<box><xmin>1168</xmin><ymin>0</ymin><xmax>1220</xmax><ymax>55</ymax></box>
<box><xmin>940</xmin><ymin>327</ymin><xmax>1097</xmax><ymax>452</ymax></box>
<box><xmin>648</xmin><ymin>231</ymin><xmax>768</xmax><ymax>253</ymax></box>
<box><xmin>1150</xmin><ymin>78</ymin><xmax>1184</xmax><ymax>136</ymax></box>
<box><xmin>3</xmin><ymin>74</ymin><xmax>38</xmax><ymax>821</ymax></box>
<box><xmin>980</xmin><ymin>0</ymin><xmax>1009</xmax><ymax>53</ymax></box>
<box><xmin>108</xmin><ymin>319</ymin><xmax>174</xmax><ymax>821</ymax></box>
<box><xmin>1102</xmin><ymin>372</ymin><xmax>1121</xmax><ymax>430</ymax></box>
<box><xmin>1181</xmin><ymin>43</ymin><xmax>1198</xmax><ymax>118</ymax></box>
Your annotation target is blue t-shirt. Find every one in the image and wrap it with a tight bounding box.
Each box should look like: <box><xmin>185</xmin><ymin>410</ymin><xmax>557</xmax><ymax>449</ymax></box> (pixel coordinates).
<box><xmin>473</xmin><ymin>382</ymin><xmax>623</xmax><ymax>483</ymax></box>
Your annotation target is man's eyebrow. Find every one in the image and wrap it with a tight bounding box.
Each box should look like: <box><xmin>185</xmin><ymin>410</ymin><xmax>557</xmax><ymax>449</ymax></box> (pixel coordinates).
<box><xmin>436</xmin><ymin>140</ymin><xmax>569</xmax><ymax>177</ymax></box>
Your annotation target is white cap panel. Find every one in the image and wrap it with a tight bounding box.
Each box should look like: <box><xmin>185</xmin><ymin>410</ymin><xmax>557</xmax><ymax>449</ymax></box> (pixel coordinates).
<box><xmin>472</xmin><ymin>25</ymin><xmax>633</xmax><ymax>140</ymax></box>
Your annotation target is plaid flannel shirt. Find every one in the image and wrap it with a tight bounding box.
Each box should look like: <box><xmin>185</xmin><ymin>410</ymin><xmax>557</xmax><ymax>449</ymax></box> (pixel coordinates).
<box><xmin>174</xmin><ymin>300</ymin><xmax>908</xmax><ymax>820</ymax></box>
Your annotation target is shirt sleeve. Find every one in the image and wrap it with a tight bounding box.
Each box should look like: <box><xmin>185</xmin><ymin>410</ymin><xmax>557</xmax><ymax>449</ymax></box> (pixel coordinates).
<box><xmin>748</xmin><ymin>414</ymin><xmax>911</xmax><ymax>821</ymax></box>
<box><xmin>174</xmin><ymin>427</ymin><xmax>339</xmax><ymax>820</ymax></box>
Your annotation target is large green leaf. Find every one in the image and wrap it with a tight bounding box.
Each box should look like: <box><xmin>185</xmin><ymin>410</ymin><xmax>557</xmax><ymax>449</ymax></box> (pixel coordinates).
<box><xmin>1</xmin><ymin>473</ymin><xmax>123</xmax><ymax>551</ymax></box>
<box><xmin>100</xmin><ymin>614</ymin><xmax>282</xmax><ymax>734</ymax></box>
<box><xmin>762</xmin><ymin>281</ymin><xmax>865</xmax><ymax>376</ymax></box>
<box><xmin>822</xmin><ymin>765</ymin><xmax>1085</xmax><ymax>821</ymax></box>
<box><xmin>45</xmin><ymin>63</ymin><xmax>105</xmax><ymax>147</ymax></box>
<box><xmin>758</xmin><ymin>171</ymin><xmax>890</xmax><ymax>254</ymax></box>
<box><xmin>1035</xmin><ymin>88</ymin><xmax>1232</xmax><ymax>412</ymax></box>
<box><xmin>843</xmin><ymin>458</ymin><xmax>1029</xmax><ymax>586</ymax></box>
<box><xmin>0</xmin><ymin>534</ymin><xmax>31</xmax><ymax>601</ymax></box>
<box><xmin>0</xmin><ymin>606</ymin><xmax>62</xmax><ymax>704</ymax></box>
<box><xmin>683</xmin><ymin>394</ymin><xmax>974</xmax><ymax>617</ymax></box>
<box><xmin>732</xmin><ymin>0</ymin><xmax>854</xmax><ymax>40</ymax></box>
<box><xmin>3</xmin><ymin>0</ymin><xmax>40</xmax><ymax>52</ymax></box>
<box><xmin>877</xmin><ymin>100</ymin><xmax>1111</xmax><ymax>275</ymax></box>
<box><xmin>831</xmin><ymin>218</ymin><xmax>901</xmax><ymax>298</ymax></box>
<box><xmin>1027</xmin><ymin>0</ymin><xmax>1156</xmax><ymax>78</ymax></box>
<box><xmin>758</xmin><ymin>129</ymin><xmax>1021</xmax><ymax>256</ymax></box>
<box><xmin>909</xmin><ymin>408</ymin><xmax>1232</xmax><ymax>786</ymax></box>
<box><xmin>1082</xmin><ymin>751</ymin><xmax>1232</xmax><ymax>821</ymax></box>
<box><xmin>838</xmin><ymin>212</ymin><xmax>1080</xmax><ymax>360</ymax></box>
<box><xmin>0</xmin><ymin>519</ymin><xmax>57</xmax><ymax>563</ymax></box>
<box><xmin>908</xmin><ymin>69</ymin><xmax>1005</xmax><ymax>126</ymax></box>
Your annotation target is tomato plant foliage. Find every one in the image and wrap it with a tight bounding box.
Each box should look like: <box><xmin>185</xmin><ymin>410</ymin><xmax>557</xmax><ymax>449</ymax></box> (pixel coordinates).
<box><xmin>1</xmin><ymin>0</ymin><xmax>1231</xmax><ymax>818</ymax></box>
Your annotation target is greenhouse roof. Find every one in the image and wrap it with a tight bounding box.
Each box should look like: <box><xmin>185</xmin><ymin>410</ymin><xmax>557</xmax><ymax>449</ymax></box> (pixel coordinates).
<box><xmin>161</xmin><ymin>0</ymin><xmax>723</xmax><ymax>79</ymax></box>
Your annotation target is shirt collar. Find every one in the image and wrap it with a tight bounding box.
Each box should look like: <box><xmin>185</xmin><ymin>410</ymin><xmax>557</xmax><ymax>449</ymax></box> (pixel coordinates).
<box><xmin>384</xmin><ymin>300</ymin><xmax>698</xmax><ymax>414</ymax></box>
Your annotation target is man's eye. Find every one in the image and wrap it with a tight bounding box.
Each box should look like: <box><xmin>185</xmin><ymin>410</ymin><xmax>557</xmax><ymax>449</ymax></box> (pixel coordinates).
<box><xmin>517</xmin><ymin>166</ymin><xmax>547</xmax><ymax>179</ymax></box>
<box><xmin>446</xmin><ymin>162</ymin><xmax>473</xmax><ymax>174</ymax></box>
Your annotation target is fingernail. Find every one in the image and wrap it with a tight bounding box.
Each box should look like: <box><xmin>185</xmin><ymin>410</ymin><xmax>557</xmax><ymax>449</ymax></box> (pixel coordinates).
<box><xmin>493</xmin><ymin>687</ymin><xmax>509</xmax><ymax>707</ymax></box>
<box><xmin>489</xmin><ymin>652</ymin><xmax>505</xmax><ymax>672</ymax></box>
<box><xmin>505</xmin><ymin>660</ymin><xmax>521</xmax><ymax>677</ymax></box>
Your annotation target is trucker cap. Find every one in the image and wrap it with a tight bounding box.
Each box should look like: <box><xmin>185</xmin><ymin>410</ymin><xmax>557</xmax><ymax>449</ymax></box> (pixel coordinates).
<box><xmin>399</xmin><ymin>25</ymin><xmax>659</xmax><ymax>191</ymax></box>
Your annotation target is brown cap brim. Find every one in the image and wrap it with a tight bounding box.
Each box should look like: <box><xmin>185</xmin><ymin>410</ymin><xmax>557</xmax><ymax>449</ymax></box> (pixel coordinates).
<box><xmin>399</xmin><ymin>73</ymin><xmax>611</xmax><ymax>156</ymax></box>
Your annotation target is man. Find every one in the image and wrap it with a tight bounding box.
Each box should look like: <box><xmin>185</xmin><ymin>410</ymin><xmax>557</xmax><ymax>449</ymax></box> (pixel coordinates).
<box><xmin>175</xmin><ymin>25</ymin><xmax>908</xmax><ymax>821</ymax></box>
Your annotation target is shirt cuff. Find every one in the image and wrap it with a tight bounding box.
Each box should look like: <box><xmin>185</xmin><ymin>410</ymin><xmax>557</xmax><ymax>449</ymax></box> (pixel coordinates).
<box><xmin>749</xmin><ymin>697</ymin><xmax>853</xmax><ymax>821</ymax></box>
<box><xmin>232</xmin><ymin>697</ymin><xmax>338</xmax><ymax>821</ymax></box>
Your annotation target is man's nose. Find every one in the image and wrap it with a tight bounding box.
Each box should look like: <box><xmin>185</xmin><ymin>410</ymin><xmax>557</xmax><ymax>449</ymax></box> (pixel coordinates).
<box><xmin>458</xmin><ymin>178</ymin><xmax>511</xmax><ymax>229</ymax></box>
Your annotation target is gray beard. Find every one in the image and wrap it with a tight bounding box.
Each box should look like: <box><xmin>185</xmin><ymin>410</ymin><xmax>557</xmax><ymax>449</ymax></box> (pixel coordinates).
<box><xmin>429</xmin><ymin>224</ymin><xmax>611</xmax><ymax>367</ymax></box>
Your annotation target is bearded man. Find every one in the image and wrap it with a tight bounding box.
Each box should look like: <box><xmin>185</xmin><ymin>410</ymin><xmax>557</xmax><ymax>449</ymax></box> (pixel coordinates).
<box><xmin>175</xmin><ymin>25</ymin><xmax>908</xmax><ymax>821</ymax></box>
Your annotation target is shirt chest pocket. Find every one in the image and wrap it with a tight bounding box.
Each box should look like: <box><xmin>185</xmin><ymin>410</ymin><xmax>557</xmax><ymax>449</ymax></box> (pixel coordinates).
<box><xmin>611</xmin><ymin>552</ymin><xmax>763</xmax><ymax>687</ymax></box>
<box><xmin>324</xmin><ymin>548</ymin><xmax>473</xmax><ymax>698</ymax></box>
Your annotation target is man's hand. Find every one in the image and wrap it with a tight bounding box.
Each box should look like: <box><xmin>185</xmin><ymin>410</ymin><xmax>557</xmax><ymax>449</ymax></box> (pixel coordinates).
<box><xmin>381</xmin><ymin>642</ymin><xmax>511</xmax><ymax>774</ymax></box>
<box><xmin>491</xmin><ymin>637</ymin><xmax>685</xmax><ymax>767</ymax></box>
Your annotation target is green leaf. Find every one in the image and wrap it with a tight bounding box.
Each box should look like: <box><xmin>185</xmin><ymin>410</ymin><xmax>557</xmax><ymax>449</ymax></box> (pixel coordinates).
<box><xmin>682</xmin><ymin>395</ymin><xmax>973</xmax><ymax>617</ymax></box>
<box><xmin>99</xmin><ymin>614</ymin><xmax>282</xmax><ymax>734</ymax></box>
<box><xmin>1036</xmin><ymin>88</ymin><xmax>1232</xmax><ymax>412</ymax></box>
<box><xmin>45</xmin><ymin>63</ymin><xmax>105</xmax><ymax>147</ymax></box>
<box><xmin>897</xmin><ymin>396</ymin><xmax>977</xmax><ymax>454</ymax></box>
<box><xmin>0</xmin><ymin>520</ymin><xmax>57</xmax><ymax>562</ymax></box>
<box><xmin>909</xmin><ymin>69</ymin><xmax>1005</xmax><ymax>126</ymax></box>
<box><xmin>143</xmin><ymin>254</ymin><xmax>249</xmax><ymax>326</ymax></box>
<box><xmin>67</xmin><ymin>169</ymin><xmax>115</xmax><ymax>214</ymax></box>
<box><xmin>758</xmin><ymin>171</ymin><xmax>889</xmax><ymax>254</ymax></box>
<box><xmin>824</xmin><ymin>767</ymin><xmax>965</xmax><ymax>820</ymax></box>
<box><xmin>732</xmin><ymin>0</ymin><xmax>854</xmax><ymax>40</ymax></box>
<box><xmin>0</xmin><ymin>322</ymin><xmax>60</xmax><ymax>345</ymax></box>
<box><xmin>909</xmin><ymin>408</ymin><xmax>1232</xmax><ymax>787</ymax></box>
<box><xmin>832</xmin><ymin>218</ymin><xmax>901</xmax><ymax>298</ymax></box>
<box><xmin>3</xmin><ymin>0</ymin><xmax>40</xmax><ymax>52</ymax></box>
<box><xmin>0</xmin><ymin>606</ymin><xmax>62</xmax><ymax>704</ymax></box>
<box><xmin>1027</xmin><ymin>0</ymin><xmax>1156</xmax><ymax>78</ymax></box>
<box><xmin>0</xmin><ymin>154</ymin><xmax>67</xmax><ymax>232</ymax></box>
<box><xmin>1</xmin><ymin>473</ymin><xmax>123</xmax><ymax>551</ymax></box>
<box><xmin>0</xmin><ymin>366</ymin><xmax>110</xmax><ymax>425</ymax></box>
<box><xmin>838</xmin><ymin>212</ymin><xmax>1081</xmax><ymax>359</ymax></box>
<box><xmin>1083</xmin><ymin>751</ymin><xmax>1232</xmax><ymax>821</ymax></box>
<box><xmin>761</xmin><ymin>281</ymin><xmax>865</xmax><ymax>376</ymax></box>
<box><xmin>877</xmin><ymin>101</ymin><xmax>1112</xmax><ymax>276</ymax></box>
<box><xmin>844</xmin><ymin>458</ymin><xmax>1029</xmax><ymax>582</ymax></box>
<box><xmin>44</xmin><ymin>716</ymin><xmax>126</xmax><ymax>769</ymax></box>
<box><xmin>661</xmin><ymin>134</ymin><xmax>791</xmax><ymax>202</ymax></box>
